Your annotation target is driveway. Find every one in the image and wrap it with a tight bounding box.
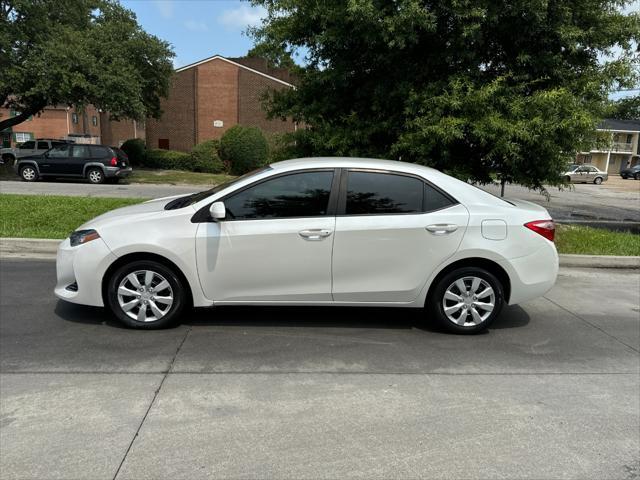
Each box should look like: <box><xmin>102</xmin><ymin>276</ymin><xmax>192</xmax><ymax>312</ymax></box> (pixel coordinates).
<box><xmin>2</xmin><ymin>176</ymin><xmax>638</xmax><ymax>223</ymax></box>
<box><xmin>1</xmin><ymin>260</ymin><xmax>638</xmax><ymax>479</ymax></box>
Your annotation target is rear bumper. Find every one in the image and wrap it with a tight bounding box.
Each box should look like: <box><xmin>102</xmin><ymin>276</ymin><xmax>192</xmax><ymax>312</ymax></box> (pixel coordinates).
<box><xmin>499</xmin><ymin>242</ymin><xmax>559</xmax><ymax>305</ymax></box>
<box><xmin>104</xmin><ymin>166</ymin><xmax>132</xmax><ymax>178</ymax></box>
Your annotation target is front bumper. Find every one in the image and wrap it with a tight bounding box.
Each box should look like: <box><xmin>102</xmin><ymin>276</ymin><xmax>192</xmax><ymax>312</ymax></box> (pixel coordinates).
<box><xmin>54</xmin><ymin>237</ymin><xmax>117</xmax><ymax>307</ymax></box>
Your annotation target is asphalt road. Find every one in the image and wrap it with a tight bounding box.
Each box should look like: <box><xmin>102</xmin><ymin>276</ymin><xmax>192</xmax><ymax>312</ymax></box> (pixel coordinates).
<box><xmin>1</xmin><ymin>260</ymin><xmax>639</xmax><ymax>479</ymax></box>
<box><xmin>2</xmin><ymin>176</ymin><xmax>639</xmax><ymax>223</ymax></box>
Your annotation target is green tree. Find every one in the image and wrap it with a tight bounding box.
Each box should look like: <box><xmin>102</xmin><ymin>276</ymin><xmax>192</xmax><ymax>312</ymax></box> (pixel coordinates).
<box><xmin>250</xmin><ymin>0</ymin><xmax>639</xmax><ymax>193</ymax></box>
<box><xmin>0</xmin><ymin>0</ymin><xmax>174</xmax><ymax>132</ymax></box>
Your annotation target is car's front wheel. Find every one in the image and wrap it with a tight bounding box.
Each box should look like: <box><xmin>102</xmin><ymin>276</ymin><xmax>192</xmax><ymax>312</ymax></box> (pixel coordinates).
<box><xmin>635</xmin><ymin>173</ymin><xmax>640</xmax><ymax>180</ymax></box>
<box><xmin>19</xmin><ymin>165</ymin><xmax>38</xmax><ymax>182</ymax></box>
<box><xmin>428</xmin><ymin>267</ymin><xmax>504</xmax><ymax>334</ymax></box>
<box><xmin>621</xmin><ymin>174</ymin><xmax>628</xmax><ymax>179</ymax></box>
<box><xmin>106</xmin><ymin>260</ymin><xmax>187</xmax><ymax>329</ymax></box>
<box><xmin>87</xmin><ymin>168</ymin><xmax>105</xmax><ymax>184</ymax></box>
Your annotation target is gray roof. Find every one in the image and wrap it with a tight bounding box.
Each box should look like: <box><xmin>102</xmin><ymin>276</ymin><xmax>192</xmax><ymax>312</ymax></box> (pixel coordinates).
<box><xmin>598</xmin><ymin>118</ymin><xmax>640</xmax><ymax>131</ymax></box>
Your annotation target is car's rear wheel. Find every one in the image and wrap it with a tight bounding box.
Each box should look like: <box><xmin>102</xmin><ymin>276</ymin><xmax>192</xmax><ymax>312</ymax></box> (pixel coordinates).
<box><xmin>19</xmin><ymin>165</ymin><xmax>38</xmax><ymax>182</ymax></box>
<box><xmin>87</xmin><ymin>168</ymin><xmax>105</xmax><ymax>184</ymax></box>
<box><xmin>106</xmin><ymin>260</ymin><xmax>186</xmax><ymax>329</ymax></box>
<box><xmin>428</xmin><ymin>267</ymin><xmax>504</xmax><ymax>334</ymax></box>
<box><xmin>594</xmin><ymin>177</ymin><xmax>603</xmax><ymax>185</ymax></box>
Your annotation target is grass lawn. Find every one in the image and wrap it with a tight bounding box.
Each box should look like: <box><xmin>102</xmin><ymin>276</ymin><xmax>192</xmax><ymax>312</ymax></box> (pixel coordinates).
<box><xmin>555</xmin><ymin>224</ymin><xmax>640</xmax><ymax>256</ymax></box>
<box><xmin>0</xmin><ymin>194</ymin><xmax>143</xmax><ymax>239</ymax></box>
<box><xmin>126</xmin><ymin>168</ymin><xmax>235</xmax><ymax>186</ymax></box>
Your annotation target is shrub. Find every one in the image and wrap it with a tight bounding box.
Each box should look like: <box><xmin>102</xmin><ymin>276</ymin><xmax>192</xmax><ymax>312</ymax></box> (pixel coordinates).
<box><xmin>120</xmin><ymin>138</ymin><xmax>146</xmax><ymax>166</ymax></box>
<box><xmin>190</xmin><ymin>139</ymin><xmax>226</xmax><ymax>173</ymax></box>
<box><xmin>144</xmin><ymin>149</ymin><xmax>191</xmax><ymax>170</ymax></box>
<box><xmin>219</xmin><ymin>125</ymin><xmax>269</xmax><ymax>175</ymax></box>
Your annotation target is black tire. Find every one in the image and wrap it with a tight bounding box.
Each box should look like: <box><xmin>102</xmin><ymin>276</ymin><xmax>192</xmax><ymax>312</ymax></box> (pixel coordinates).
<box><xmin>427</xmin><ymin>267</ymin><xmax>504</xmax><ymax>334</ymax></box>
<box><xmin>86</xmin><ymin>167</ymin><xmax>105</xmax><ymax>184</ymax></box>
<box><xmin>621</xmin><ymin>174</ymin><xmax>628</xmax><ymax>179</ymax></box>
<box><xmin>635</xmin><ymin>173</ymin><xmax>640</xmax><ymax>180</ymax></box>
<box><xmin>594</xmin><ymin>177</ymin><xmax>603</xmax><ymax>185</ymax></box>
<box><xmin>564</xmin><ymin>176</ymin><xmax>571</xmax><ymax>183</ymax></box>
<box><xmin>106</xmin><ymin>260</ymin><xmax>186</xmax><ymax>329</ymax></box>
<box><xmin>19</xmin><ymin>164</ymin><xmax>38</xmax><ymax>182</ymax></box>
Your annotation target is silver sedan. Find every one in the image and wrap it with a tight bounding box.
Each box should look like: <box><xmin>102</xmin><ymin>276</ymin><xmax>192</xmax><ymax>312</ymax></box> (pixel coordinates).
<box><xmin>562</xmin><ymin>164</ymin><xmax>608</xmax><ymax>184</ymax></box>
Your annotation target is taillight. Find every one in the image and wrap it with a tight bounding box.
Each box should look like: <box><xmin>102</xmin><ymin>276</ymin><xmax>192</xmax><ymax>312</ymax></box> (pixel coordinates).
<box><xmin>110</xmin><ymin>157</ymin><xmax>117</xmax><ymax>166</ymax></box>
<box><xmin>524</xmin><ymin>220</ymin><xmax>555</xmax><ymax>242</ymax></box>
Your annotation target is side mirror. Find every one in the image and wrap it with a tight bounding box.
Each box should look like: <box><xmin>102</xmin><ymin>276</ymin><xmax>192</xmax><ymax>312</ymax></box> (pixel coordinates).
<box><xmin>209</xmin><ymin>201</ymin><xmax>226</xmax><ymax>221</ymax></box>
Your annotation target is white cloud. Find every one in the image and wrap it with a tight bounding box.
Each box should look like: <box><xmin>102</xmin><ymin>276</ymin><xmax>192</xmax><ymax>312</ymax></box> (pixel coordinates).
<box><xmin>217</xmin><ymin>4</ymin><xmax>266</xmax><ymax>29</ymax></box>
<box><xmin>154</xmin><ymin>0</ymin><xmax>173</xmax><ymax>19</ymax></box>
<box><xmin>184</xmin><ymin>19</ymin><xmax>208</xmax><ymax>31</ymax></box>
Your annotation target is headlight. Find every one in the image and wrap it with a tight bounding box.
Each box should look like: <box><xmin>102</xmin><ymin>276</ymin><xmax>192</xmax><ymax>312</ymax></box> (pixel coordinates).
<box><xmin>69</xmin><ymin>229</ymin><xmax>101</xmax><ymax>247</ymax></box>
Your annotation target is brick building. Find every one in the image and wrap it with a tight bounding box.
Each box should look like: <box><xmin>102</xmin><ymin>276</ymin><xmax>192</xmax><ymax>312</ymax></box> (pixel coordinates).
<box><xmin>146</xmin><ymin>55</ymin><xmax>296</xmax><ymax>152</ymax></box>
<box><xmin>0</xmin><ymin>104</ymin><xmax>143</xmax><ymax>148</ymax></box>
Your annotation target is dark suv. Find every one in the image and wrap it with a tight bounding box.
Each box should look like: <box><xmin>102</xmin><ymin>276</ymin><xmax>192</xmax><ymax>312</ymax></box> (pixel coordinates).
<box><xmin>14</xmin><ymin>144</ymin><xmax>132</xmax><ymax>184</ymax></box>
<box><xmin>620</xmin><ymin>164</ymin><xmax>640</xmax><ymax>180</ymax></box>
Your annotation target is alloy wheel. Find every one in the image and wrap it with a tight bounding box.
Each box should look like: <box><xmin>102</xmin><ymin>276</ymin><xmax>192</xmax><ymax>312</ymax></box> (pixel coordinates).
<box><xmin>117</xmin><ymin>270</ymin><xmax>174</xmax><ymax>322</ymax></box>
<box><xmin>21</xmin><ymin>167</ymin><xmax>36</xmax><ymax>181</ymax></box>
<box><xmin>442</xmin><ymin>276</ymin><xmax>495</xmax><ymax>327</ymax></box>
<box><xmin>88</xmin><ymin>170</ymin><xmax>103</xmax><ymax>183</ymax></box>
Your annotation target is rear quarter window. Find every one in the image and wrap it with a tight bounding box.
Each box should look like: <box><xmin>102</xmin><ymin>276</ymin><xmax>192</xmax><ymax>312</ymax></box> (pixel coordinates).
<box><xmin>90</xmin><ymin>146</ymin><xmax>112</xmax><ymax>158</ymax></box>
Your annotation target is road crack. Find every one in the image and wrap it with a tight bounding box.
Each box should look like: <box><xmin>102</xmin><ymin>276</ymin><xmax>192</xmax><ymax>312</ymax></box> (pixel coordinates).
<box><xmin>111</xmin><ymin>325</ymin><xmax>192</xmax><ymax>480</ymax></box>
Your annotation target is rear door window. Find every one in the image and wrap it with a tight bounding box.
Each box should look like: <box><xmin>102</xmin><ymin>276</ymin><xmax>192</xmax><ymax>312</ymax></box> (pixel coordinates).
<box><xmin>345</xmin><ymin>171</ymin><xmax>424</xmax><ymax>215</ymax></box>
<box><xmin>37</xmin><ymin>141</ymin><xmax>49</xmax><ymax>150</ymax></box>
<box><xmin>72</xmin><ymin>145</ymin><xmax>91</xmax><ymax>158</ymax></box>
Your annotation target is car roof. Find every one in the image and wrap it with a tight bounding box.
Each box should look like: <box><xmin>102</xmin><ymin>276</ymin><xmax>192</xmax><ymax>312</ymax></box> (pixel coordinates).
<box><xmin>271</xmin><ymin>157</ymin><xmax>441</xmax><ymax>175</ymax></box>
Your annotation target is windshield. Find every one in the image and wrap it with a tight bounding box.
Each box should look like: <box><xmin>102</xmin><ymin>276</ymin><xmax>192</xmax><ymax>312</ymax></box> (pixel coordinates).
<box><xmin>164</xmin><ymin>166</ymin><xmax>272</xmax><ymax>210</ymax></box>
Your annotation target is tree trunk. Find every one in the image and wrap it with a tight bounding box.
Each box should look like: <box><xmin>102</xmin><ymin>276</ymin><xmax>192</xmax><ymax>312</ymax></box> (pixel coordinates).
<box><xmin>0</xmin><ymin>104</ymin><xmax>46</xmax><ymax>132</ymax></box>
<box><xmin>500</xmin><ymin>178</ymin><xmax>506</xmax><ymax>197</ymax></box>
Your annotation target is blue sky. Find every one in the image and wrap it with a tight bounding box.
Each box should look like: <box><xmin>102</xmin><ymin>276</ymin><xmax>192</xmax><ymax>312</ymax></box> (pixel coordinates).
<box><xmin>120</xmin><ymin>0</ymin><xmax>268</xmax><ymax>68</ymax></box>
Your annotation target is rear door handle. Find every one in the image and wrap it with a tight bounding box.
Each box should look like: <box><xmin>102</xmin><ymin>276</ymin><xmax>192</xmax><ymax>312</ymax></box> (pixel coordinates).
<box><xmin>425</xmin><ymin>224</ymin><xmax>458</xmax><ymax>235</ymax></box>
<box><xmin>299</xmin><ymin>229</ymin><xmax>332</xmax><ymax>241</ymax></box>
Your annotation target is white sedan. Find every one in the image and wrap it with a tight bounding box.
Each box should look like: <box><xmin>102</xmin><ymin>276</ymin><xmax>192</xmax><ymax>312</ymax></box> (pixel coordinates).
<box><xmin>55</xmin><ymin>158</ymin><xmax>558</xmax><ymax>334</ymax></box>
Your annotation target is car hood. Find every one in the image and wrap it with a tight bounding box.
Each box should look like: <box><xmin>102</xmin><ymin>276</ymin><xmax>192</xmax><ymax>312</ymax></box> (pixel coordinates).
<box><xmin>77</xmin><ymin>194</ymin><xmax>193</xmax><ymax>230</ymax></box>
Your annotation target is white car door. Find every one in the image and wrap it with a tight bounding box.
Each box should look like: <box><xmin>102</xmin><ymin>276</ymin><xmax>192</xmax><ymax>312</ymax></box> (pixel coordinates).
<box><xmin>332</xmin><ymin>169</ymin><xmax>469</xmax><ymax>303</ymax></box>
<box><xmin>195</xmin><ymin>169</ymin><xmax>338</xmax><ymax>303</ymax></box>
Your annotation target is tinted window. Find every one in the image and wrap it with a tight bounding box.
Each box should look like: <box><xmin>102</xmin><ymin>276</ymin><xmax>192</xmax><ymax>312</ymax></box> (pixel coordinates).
<box><xmin>346</xmin><ymin>172</ymin><xmax>423</xmax><ymax>215</ymax></box>
<box><xmin>424</xmin><ymin>183</ymin><xmax>455</xmax><ymax>211</ymax></box>
<box><xmin>225</xmin><ymin>171</ymin><xmax>334</xmax><ymax>220</ymax></box>
<box><xmin>90</xmin><ymin>146</ymin><xmax>112</xmax><ymax>158</ymax></box>
<box><xmin>48</xmin><ymin>144</ymin><xmax>70</xmax><ymax>158</ymax></box>
<box><xmin>51</xmin><ymin>141</ymin><xmax>67</xmax><ymax>148</ymax></box>
<box><xmin>72</xmin><ymin>145</ymin><xmax>91</xmax><ymax>158</ymax></box>
<box><xmin>19</xmin><ymin>141</ymin><xmax>35</xmax><ymax>149</ymax></box>
<box><xmin>37</xmin><ymin>141</ymin><xmax>49</xmax><ymax>150</ymax></box>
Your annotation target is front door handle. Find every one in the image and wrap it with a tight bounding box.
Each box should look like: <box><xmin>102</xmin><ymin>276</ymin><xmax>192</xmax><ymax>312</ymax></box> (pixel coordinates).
<box><xmin>426</xmin><ymin>224</ymin><xmax>458</xmax><ymax>235</ymax></box>
<box><xmin>299</xmin><ymin>229</ymin><xmax>332</xmax><ymax>241</ymax></box>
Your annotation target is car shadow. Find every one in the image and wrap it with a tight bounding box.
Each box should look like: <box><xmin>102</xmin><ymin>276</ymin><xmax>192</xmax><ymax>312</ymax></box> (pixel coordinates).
<box><xmin>56</xmin><ymin>300</ymin><xmax>530</xmax><ymax>333</ymax></box>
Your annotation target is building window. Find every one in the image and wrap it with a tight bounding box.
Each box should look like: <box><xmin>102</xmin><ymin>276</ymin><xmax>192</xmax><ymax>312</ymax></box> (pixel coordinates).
<box><xmin>13</xmin><ymin>132</ymin><xmax>33</xmax><ymax>143</ymax></box>
<box><xmin>72</xmin><ymin>113</ymin><xmax>79</xmax><ymax>124</ymax></box>
<box><xmin>91</xmin><ymin>115</ymin><xmax>98</xmax><ymax>126</ymax></box>
<box><xmin>158</xmin><ymin>138</ymin><xmax>170</xmax><ymax>150</ymax></box>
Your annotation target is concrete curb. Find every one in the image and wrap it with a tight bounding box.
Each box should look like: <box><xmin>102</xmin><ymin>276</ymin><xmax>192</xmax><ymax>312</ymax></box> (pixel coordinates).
<box><xmin>0</xmin><ymin>237</ymin><xmax>638</xmax><ymax>269</ymax></box>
